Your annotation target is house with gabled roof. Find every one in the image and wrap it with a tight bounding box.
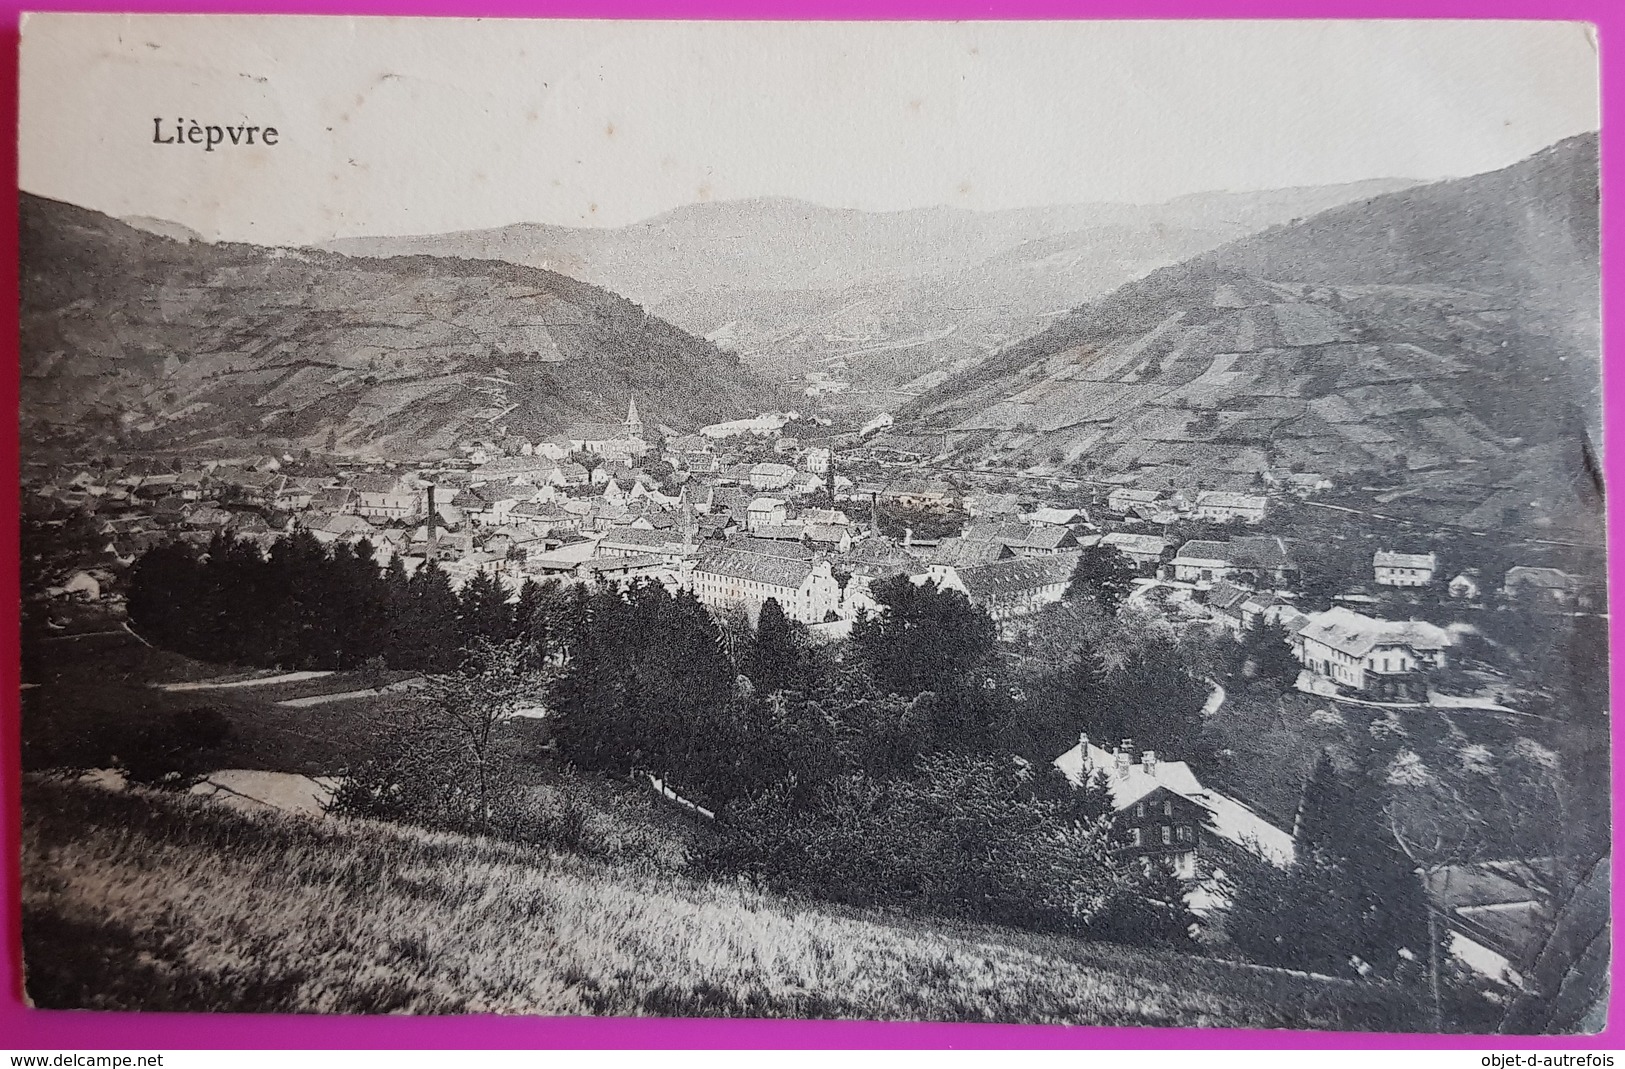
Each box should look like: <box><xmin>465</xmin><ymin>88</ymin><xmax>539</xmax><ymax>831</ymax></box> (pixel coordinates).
<box><xmin>351</xmin><ymin>473</ymin><xmax>420</xmax><ymax>521</ymax></box>
<box><xmin>1171</xmin><ymin>536</ymin><xmax>1295</xmax><ymax>588</ymax></box>
<box><xmin>689</xmin><ymin>549</ymin><xmax>842</xmax><ymax>624</ymax></box>
<box><xmin>1502</xmin><ymin>566</ymin><xmax>1592</xmax><ymax>608</ymax></box>
<box><xmin>1100</xmin><ymin>532</ymin><xmax>1171</xmax><ymax>572</ymax></box>
<box><xmin>1194</xmin><ymin>490</ymin><xmax>1268</xmax><ymax>524</ymax></box>
<box><xmin>1374</xmin><ymin>549</ymin><xmax>1438</xmax><ymax>587</ymax></box>
<box><xmin>1107</xmin><ymin>487</ymin><xmax>1163</xmax><ymax>515</ymax></box>
<box><xmin>1292</xmin><ymin>606</ymin><xmax>1453</xmax><ymax>700</ymax></box>
<box><xmin>1054</xmin><ymin>735</ymin><xmax>1294</xmax><ymax>882</ymax></box>
<box><xmin>921</xmin><ymin>551</ymin><xmax>1080</xmax><ymax>621</ymax></box>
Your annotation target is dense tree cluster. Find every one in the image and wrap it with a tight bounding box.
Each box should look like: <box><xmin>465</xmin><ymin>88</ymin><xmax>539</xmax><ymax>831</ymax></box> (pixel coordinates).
<box><xmin>127</xmin><ymin>531</ymin><xmax>548</xmax><ymax>672</ymax></box>
<box><xmin>708</xmin><ymin>753</ymin><xmax>1194</xmax><ymax>945</ymax></box>
<box><xmin>1066</xmin><ymin>544</ymin><xmax>1138</xmax><ymax>615</ymax></box>
<box><xmin>1227</xmin><ymin>751</ymin><xmax>1434</xmax><ymax>980</ymax></box>
<box><xmin>122</xmin><ymin>531</ymin><xmax>1242</xmax><ymax>948</ymax></box>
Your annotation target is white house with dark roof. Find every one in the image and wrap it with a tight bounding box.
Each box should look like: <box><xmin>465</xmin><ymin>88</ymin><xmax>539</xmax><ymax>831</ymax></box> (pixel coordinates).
<box><xmin>1099</xmin><ymin>532</ymin><xmax>1171</xmax><ymax>572</ymax></box>
<box><xmin>746</xmin><ymin>497</ymin><xmax>789</xmax><ymax>532</ymax></box>
<box><xmin>1171</xmin><ymin>536</ymin><xmax>1295</xmax><ymax>588</ymax></box>
<box><xmin>1292</xmin><ymin>606</ymin><xmax>1453</xmax><ymax>700</ymax></box>
<box><xmin>749</xmin><ymin>462</ymin><xmax>798</xmax><ymax>492</ymax></box>
<box><xmin>1107</xmin><ymin>487</ymin><xmax>1163</xmax><ymax>515</ymax></box>
<box><xmin>351</xmin><ymin>473</ymin><xmax>420</xmax><ymax>521</ymax></box>
<box><xmin>1194</xmin><ymin>490</ymin><xmax>1268</xmax><ymax>524</ymax></box>
<box><xmin>919</xmin><ymin>552</ymin><xmax>1080</xmax><ymax>621</ymax></box>
<box><xmin>1374</xmin><ymin>549</ymin><xmax>1438</xmax><ymax>587</ymax></box>
<box><xmin>689</xmin><ymin>549</ymin><xmax>842</xmax><ymax>624</ymax></box>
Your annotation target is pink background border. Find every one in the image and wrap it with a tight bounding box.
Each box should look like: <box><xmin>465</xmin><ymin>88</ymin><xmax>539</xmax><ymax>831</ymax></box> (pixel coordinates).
<box><xmin>0</xmin><ymin>0</ymin><xmax>1618</xmax><ymax>1049</ymax></box>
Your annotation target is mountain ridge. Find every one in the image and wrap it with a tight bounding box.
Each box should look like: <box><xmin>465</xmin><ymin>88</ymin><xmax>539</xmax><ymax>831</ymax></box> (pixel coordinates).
<box><xmin>321</xmin><ymin>178</ymin><xmax>1422</xmax><ymax>396</ymax></box>
<box><xmin>20</xmin><ymin>193</ymin><xmax>777</xmax><ymax>460</ymax></box>
<box><xmin>895</xmin><ymin>133</ymin><xmax>1600</xmax><ymax>535</ymax></box>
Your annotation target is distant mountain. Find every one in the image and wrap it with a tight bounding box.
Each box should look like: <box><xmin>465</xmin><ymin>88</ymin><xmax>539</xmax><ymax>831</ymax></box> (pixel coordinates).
<box><xmin>323</xmin><ymin>180</ymin><xmax>1418</xmax><ymax>401</ymax></box>
<box><xmin>897</xmin><ymin>134</ymin><xmax>1601</xmax><ymax>535</ymax></box>
<box><xmin>20</xmin><ymin>194</ymin><xmax>777</xmax><ymax>460</ymax></box>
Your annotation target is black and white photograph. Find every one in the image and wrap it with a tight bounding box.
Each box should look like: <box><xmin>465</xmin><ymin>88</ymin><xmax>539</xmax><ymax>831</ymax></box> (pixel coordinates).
<box><xmin>15</xmin><ymin>15</ymin><xmax>1609</xmax><ymax>1032</ymax></box>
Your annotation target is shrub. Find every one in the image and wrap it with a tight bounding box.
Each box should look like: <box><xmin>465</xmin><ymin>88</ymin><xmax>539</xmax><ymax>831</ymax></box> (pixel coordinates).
<box><xmin>118</xmin><ymin>707</ymin><xmax>234</xmax><ymax>790</ymax></box>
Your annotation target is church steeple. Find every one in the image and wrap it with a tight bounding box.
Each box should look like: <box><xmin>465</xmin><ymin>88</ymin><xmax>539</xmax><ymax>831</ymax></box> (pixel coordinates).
<box><xmin>626</xmin><ymin>397</ymin><xmax>643</xmax><ymax>440</ymax></box>
<box><xmin>677</xmin><ymin>482</ymin><xmax>698</xmax><ymax>551</ymax></box>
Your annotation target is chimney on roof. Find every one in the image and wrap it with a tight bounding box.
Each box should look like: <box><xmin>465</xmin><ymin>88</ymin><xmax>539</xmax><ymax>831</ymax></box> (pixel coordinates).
<box><xmin>1078</xmin><ymin>733</ymin><xmax>1090</xmax><ymax>769</ymax></box>
<box><xmin>1142</xmin><ymin>750</ymin><xmax>1158</xmax><ymax>777</ymax></box>
<box><xmin>1115</xmin><ymin>742</ymin><xmax>1131</xmax><ymax>777</ymax></box>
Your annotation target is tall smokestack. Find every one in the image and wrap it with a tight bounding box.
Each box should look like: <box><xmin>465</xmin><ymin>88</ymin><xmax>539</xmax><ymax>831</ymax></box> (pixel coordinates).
<box><xmin>425</xmin><ymin>482</ymin><xmax>438</xmax><ymax>560</ymax></box>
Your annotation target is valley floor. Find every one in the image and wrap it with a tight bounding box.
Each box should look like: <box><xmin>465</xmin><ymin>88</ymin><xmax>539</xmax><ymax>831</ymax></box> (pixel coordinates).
<box><xmin>21</xmin><ymin>776</ymin><xmax>1426</xmax><ymax>1031</ymax></box>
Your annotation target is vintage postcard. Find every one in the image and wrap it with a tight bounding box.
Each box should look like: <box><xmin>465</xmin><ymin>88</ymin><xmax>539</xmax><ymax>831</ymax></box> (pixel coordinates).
<box><xmin>16</xmin><ymin>15</ymin><xmax>1608</xmax><ymax>1031</ymax></box>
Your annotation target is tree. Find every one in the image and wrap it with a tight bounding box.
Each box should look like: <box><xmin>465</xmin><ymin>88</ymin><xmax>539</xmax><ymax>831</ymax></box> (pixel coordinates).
<box><xmin>330</xmin><ymin>638</ymin><xmax>536</xmax><ymax>834</ymax></box>
<box><xmin>1383</xmin><ymin>735</ymin><xmax>1592</xmax><ymax>1029</ymax></box>
<box><xmin>549</xmin><ymin>581</ymin><xmax>736</xmax><ymax>798</ymax></box>
<box><xmin>747</xmin><ymin>597</ymin><xmax>800</xmax><ymax>693</ymax></box>
<box><xmin>1009</xmin><ymin>647</ymin><xmax>1108</xmax><ymax>762</ymax></box>
<box><xmin>1090</xmin><ymin>859</ymin><xmax>1198</xmax><ymax>949</ymax></box>
<box><xmin>1235</xmin><ymin>617</ymin><xmax>1299</xmax><ymax>693</ymax></box>
<box><xmin>852</xmin><ymin>575</ymin><xmax>998</xmax><ymax>699</ymax></box>
<box><xmin>850</xmin><ymin>575</ymin><xmax>1006</xmax><ymax>745</ymax></box>
<box><xmin>1232</xmin><ymin>749</ymin><xmax>1434</xmax><ymax>984</ymax></box>
<box><xmin>391</xmin><ymin>560</ymin><xmax>462</xmax><ymax>671</ymax></box>
<box><xmin>457</xmin><ymin>570</ymin><xmax>513</xmax><ymax>648</ymax></box>
<box><xmin>1066</xmin><ymin>544</ymin><xmax>1137</xmax><ymax>615</ymax></box>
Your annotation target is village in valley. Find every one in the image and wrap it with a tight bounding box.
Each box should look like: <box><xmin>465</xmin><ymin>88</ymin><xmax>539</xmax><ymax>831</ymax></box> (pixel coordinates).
<box><xmin>21</xmin><ymin>384</ymin><xmax>1609</xmax><ymax>1007</ymax></box>
<box><xmin>15</xmin><ymin>18</ymin><xmax>1608</xmax><ymax>1033</ymax></box>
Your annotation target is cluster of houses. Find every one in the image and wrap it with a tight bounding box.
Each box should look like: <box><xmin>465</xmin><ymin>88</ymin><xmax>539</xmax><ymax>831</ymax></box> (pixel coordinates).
<box><xmin>25</xmin><ymin>402</ymin><xmax>1103</xmax><ymax>631</ymax></box>
<box><xmin>31</xmin><ymin>397</ymin><xmax>1598</xmax><ymax>664</ymax></box>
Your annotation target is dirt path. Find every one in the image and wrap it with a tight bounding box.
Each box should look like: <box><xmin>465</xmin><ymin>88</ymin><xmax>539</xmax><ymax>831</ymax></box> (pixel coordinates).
<box><xmin>277</xmin><ymin>678</ymin><xmax>424</xmax><ymax>707</ymax></box>
<box><xmin>156</xmin><ymin>670</ymin><xmax>334</xmax><ymax>692</ymax></box>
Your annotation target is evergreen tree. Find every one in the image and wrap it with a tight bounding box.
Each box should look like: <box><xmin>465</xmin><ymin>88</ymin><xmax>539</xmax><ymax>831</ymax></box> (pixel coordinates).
<box><xmin>850</xmin><ymin>575</ymin><xmax>1006</xmax><ymax>746</ymax></box>
<box><xmin>549</xmin><ymin>581</ymin><xmax>735</xmax><ymax>796</ymax></box>
<box><xmin>1010</xmin><ymin>648</ymin><xmax>1109</xmax><ymax>762</ymax></box>
<box><xmin>1066</xmin><ymin>544</ymin><xmax>1138</xmax><ymax>615</ymax></box>
<box><xmin>748</xmin><ymin>597</ymin><xmax>800</xmax><ymax>693</ymax></box>
<box><xmin>1231</xmin><ymin>750</ymin><xmax>1433</xmax><ymax>978</ymax></box>
<box><xmin>128</xmin><ymin>542</ymin><xmax>205</xmax><ymax>652</ymax></box>
<box><xmin>380</xmin><ymin>553</ymin><xmax>412</xmax><ymax>664</ymax></box>
<box><xmin>458</xmin><ymin>570</ymin><xmax>514</xmax><ymax>647</ymax></box>
<box><xmin>1237</xmin><ymin>616</ymin><xmax>1300</xmax><ymax>693</ymax></box>
<box><xmin>394</xmin><ymin>561</ymin><xmax>462</xmax><ymax>671</ymax></box>
<box><xmin>1090</xmin><ymin>860</ymin><xmax>1198</xmax><ymax>949</ymax></box>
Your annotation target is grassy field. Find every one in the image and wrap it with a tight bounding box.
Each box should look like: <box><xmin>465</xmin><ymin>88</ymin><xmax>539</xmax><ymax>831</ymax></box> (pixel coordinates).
<box><xmin>22</xmin><ymin>629</ymin><xmax>417</xmax><ymax>775</ymax></box>
<box><xmin>21</xmin><ymin>776</ymin><xmax>1430</xmax><ymax>1030</ymax></box>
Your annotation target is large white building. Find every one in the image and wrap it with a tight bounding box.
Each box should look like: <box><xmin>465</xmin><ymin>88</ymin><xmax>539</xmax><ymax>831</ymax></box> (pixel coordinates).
<box><xmin>689</xmin><ymin>549</ymin><xmax>843</xmax><ymax>624</ymax></box>
<box><xmin>1292</xmin><ymin>606</ymin><xmax>1453</xmax><ymax>701</ymax></box>
<box><xmin>919</xmin><ymin>552</ymin><xmax>1080</xmax><ymax>621</ymax></box>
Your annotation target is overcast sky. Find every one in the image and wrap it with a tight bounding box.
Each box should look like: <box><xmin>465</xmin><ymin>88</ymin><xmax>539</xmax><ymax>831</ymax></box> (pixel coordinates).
<box><xmin>19</xmin><ymin>16</ymin><xmax>1599</xmax><ymax>246</ymax></box>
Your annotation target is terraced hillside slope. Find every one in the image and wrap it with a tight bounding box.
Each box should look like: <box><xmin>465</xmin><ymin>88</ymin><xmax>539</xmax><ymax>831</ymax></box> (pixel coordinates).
<box><xmin>325</xmin><ymin>181</ymin><xmax>1417</xmax><ymax>402</ymax></box>
<box><xmin>20</xmin><ymin>194</ymin><xmax>776</xmax><ymax>460</ymax></box>
<box><xmin>898</xmin><ymin>134</ymin><xmax>1600</xmax><ymax>536</ymax></box>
